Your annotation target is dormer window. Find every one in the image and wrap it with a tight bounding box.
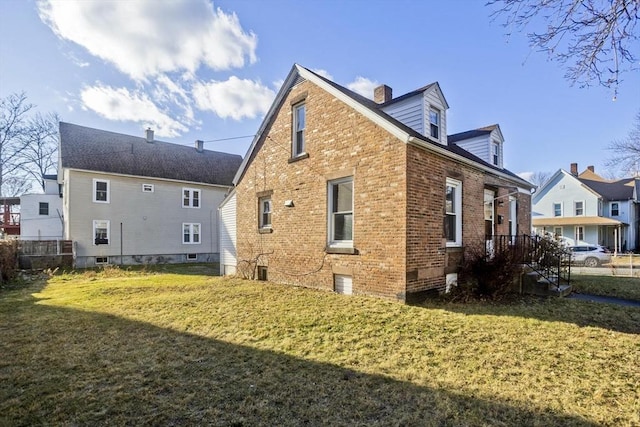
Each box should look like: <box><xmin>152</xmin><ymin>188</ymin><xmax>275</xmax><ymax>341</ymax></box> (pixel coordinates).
<box><xmin>492</xmin><ymin>142</ymin><xmax>500</xmax><ymax>166</ymax></box>
<box><xmin>429</xmin><ymin>108</ymin><xmax>440</xmax><ymax>140</ymax></box>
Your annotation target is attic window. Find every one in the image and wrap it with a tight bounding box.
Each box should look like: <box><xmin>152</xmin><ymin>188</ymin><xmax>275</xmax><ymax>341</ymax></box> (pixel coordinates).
<box><xmin>492</xmin><ymin>142</ymin><xmax>500</xmax><ymax>166</ymax></box>
<box><xmin>429</xmin><ymin>108</ymin><xmax>440</xmax><ymax>140</ymax></box>
<box><xmin>293</xmin><ymin>103</ymin><xmax>306</xmax><ymax>157</ymax></box>
<box><xmin>142</xmin><ymin>184</ymin><xmax>154</xmax><ymax>193</ymax></box>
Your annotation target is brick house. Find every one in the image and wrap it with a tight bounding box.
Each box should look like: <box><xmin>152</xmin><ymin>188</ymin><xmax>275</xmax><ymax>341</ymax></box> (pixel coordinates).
<box><xmin>232</xmin><ymin>64</ymin><xmax>533</xmax><ymax>302</ymax></box>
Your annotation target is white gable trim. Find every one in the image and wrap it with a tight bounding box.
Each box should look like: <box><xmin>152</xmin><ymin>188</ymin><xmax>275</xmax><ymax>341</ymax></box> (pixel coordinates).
<box><xmin>533</xmin><ymin>169</ymin><xmax>602</xmax><ymax>204</ymax></box>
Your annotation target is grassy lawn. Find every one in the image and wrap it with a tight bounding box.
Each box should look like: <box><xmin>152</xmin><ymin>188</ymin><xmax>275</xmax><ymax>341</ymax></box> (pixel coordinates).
<box><xmin>1</xmin><ymin>266</ymin><xmax>639</xmax><ymax>426</ymax></box>
<box><xmin>571</xmin><ymin>274</ymin><xmax>640</xmax><ymax>301</ymax></box>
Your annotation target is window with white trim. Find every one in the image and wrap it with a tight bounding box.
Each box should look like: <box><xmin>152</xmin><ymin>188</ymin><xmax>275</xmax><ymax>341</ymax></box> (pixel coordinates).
<box><xmin>93</xmin><ymin>220</ymin><xmax>110</xmax><ymax>245</ymax></box>
<box><xmin>182</xmin><ymin>188</ymin><xmax>200</xmax><ymax>208</ymax></box>
<box><xmin>610</xmin><ymin>202</ymin><xmax>619</xmax><ymax>216</ymax></box>
<box><xmin>93</xmin><ymin>179</ymin><xmax>109</xmax><ymax>203</ymax></box>
<box><xmin>39</xmin><ymin>202</ymin><xmax>49</xmax><ymax>215</ymax></box>
<box><xmin>142</xmin><ymin>184</ymin><xmax>154</xmax><ymax>193</ymax></box>
<box><xmin>554</xmin><ymin>226</ymin><xmax>563</xmax><ymax>238</ymax></box>
<box><xmin>574</xmin><ymin>200</ymin><xmax>584</xmax><ymax>216</ymax></box>
<box><xmin>445</xmin><ymin>178</ymin><xmax>462</xmax><ymax>246</ymax></box>
<box><xmin>259</xmin><ymin>196</ymin><xmax>272</xmax><ymax>228</ymax></box>
<box><xmin>492</xmin><ymin>142</ymin><xmax>500</xmax><ymax>166</ymax></box>
<box><xmin>429</xmin><ymin>108</ymin><xmax>440</xmax><ymax>140</ymax></box>
<box><xmin>182</xmin><ymin>223</ymin><xmax>201</xmax><ymax>244</ymax></box>
<box><xmin>328</xmin><ymin>177</ymin><xmax>353</xmax><ymax>247</ymax></box>
<box><xmin>293</xmin><ymin>103</ymin><xmax>306</xmax><ymax>156</ymax></box>
<box><xmin>575</xmin><ymin>226</ymin><xmax>584</xmax><ymax>242</ymax></box>
<box><xmin>553</xmin><ymin>202</ymin><xmax>562</xmax><ymax>217</ymax></box>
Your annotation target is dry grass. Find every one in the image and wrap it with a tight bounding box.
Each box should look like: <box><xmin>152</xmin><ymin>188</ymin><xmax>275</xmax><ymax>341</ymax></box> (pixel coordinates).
<box><xmin>571</xmin><ymin>274</ymin><xmax>640</xmax><ymax>301</ymax></box>
<box><xmin>1</xmin><ymin>266</ymin><xmax>638</xmax><ymax>426</ymax></box>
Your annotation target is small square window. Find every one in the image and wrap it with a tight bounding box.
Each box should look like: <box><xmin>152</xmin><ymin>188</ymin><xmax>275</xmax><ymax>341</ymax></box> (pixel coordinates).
<box><xmin>257</xmin><ymin>266</ymin><xmax>268</xmax><ymax>281</ymax></box>
<box><xmin>39</xmin><ymin>202</ymin><xmax>49</xmax><ymax>215</ymax></box>
<box><xmin>186</xmin><ymin>253</ymin><xmax>198</xmax><ymax>260</ymax></box>
<box><xmin>142</xmin><ymin>184</ymin><xmax>154</xmax><ymax>193</ymax></box>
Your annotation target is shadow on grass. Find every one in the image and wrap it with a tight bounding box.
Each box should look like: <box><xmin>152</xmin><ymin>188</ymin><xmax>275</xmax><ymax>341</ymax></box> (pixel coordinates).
<box><xmin>417</xmin><ymin>295</ymin><xmax>640</xmax><ymax>335</ymax></box>
<box><xmin>1</xmin><ymin>289</ymin><xmax>598</xmax><ymax>426</ymax></box>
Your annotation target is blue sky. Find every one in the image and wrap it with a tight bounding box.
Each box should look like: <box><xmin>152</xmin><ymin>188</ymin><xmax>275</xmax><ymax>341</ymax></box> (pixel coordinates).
<box><xmin>1</xmin><ymin>0</ymin><xmax>638</xmax><ymax>181</ymax></box>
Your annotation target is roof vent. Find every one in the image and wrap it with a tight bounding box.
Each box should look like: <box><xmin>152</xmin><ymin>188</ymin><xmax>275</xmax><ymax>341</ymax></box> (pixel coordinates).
<box><xmin>146</xmin><ymin>128</ymin><xmax>154</xmax><ymax>143</ymax></box>
<box><xmin>195</xmin><ymin>140</ymin><xmax>204</xmax><ymax>153</ymax></box>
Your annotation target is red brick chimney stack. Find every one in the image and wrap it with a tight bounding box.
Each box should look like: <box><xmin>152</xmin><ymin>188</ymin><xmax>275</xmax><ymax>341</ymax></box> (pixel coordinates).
<box><xmin>570</xmin><ymin>163</ymin><xmax>578</xmax><ymax>176</ymax></box>
<box><xmin>374</xmin><ymin>85</ymin><xmax>392</xmax><ymax>104</ymax></box>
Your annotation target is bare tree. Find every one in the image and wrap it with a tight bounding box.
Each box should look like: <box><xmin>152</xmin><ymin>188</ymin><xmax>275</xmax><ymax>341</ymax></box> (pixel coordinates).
<box><xmin>528</xmin><ymin>170</ymin><xmax>552</xmax><ymax>189</ymax></box>
<box><xmin>487</xmin><ymin>0</ymin><xmax>639</xmax><ymax>97</ymax></box>
<box><xmin>0</xmin><ymin>92</ymin><xmax>33</xmax><ymax>196</ymax></box>
<box><xmin>17</xmin><ymin>112</ymin><xmax>59</xmax><ymax>191</ymax></box>
<box><xmin>607</xmin><ymin>110</ymin><xmax>640</xmax><ymax>176</ymax></box>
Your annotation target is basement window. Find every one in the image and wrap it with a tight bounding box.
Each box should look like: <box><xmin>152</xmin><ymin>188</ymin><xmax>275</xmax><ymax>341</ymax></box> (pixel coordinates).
<box><xmin>95</xmin><ymin>257</ymin><xmax>108</xmax><ymax>264</ymax></box>
<box><xmin>257</xmin><ymin>266</ymin><xmax>268</xmax><ymax>281</ymax></box>
<box><xmin>186</xmin><ymin>253</ymin><xmax>198</xmax><ymax>261</ymax></box>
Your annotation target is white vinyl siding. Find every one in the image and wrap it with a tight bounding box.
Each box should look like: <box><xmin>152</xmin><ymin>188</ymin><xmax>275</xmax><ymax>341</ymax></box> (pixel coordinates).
<box><xmin>424</xmin><ymin>89</ymin><xmax>446</xmax><ymax>144</ymax></box>
<box><xmin>380</xmin><ymin>95</ymin><xmax>424</xmax><ymax>135</ymax></box>
<box><xmin>219</xmin><ymin>191</ymin><xmax>237</xmax><ymax>275</ymax></box>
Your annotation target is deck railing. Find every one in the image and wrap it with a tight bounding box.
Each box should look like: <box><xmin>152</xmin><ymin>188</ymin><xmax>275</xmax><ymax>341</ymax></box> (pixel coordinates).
<box><xmin>488</xmin><ymin>235</ymin><xmax>572</xmax><ymax>289</ymax></box>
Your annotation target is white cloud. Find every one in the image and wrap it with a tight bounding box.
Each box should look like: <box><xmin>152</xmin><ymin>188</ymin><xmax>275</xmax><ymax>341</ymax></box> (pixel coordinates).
<box><xmin>38</xmin><ymin>0</ymin><xmax>257</xmax><ymax>80</ymax></box>
<box><xmin>80</xmin><ymin>84</ymin><xmax>187</xmax><ymax>137</ymax></box>
<box><xmin>193</xmin><ymin>76</ymin><xmax>275</xmax><ymax>120</ymax></box>
<box><xmin>517</xmin><ymin>171</ymin><xmax>534</xmax><ymax>182</ymax></box>
<box><xmin>347</xmin><ymin>76</ymin><xmax>379</xmax><ymax>99</ymax></box>
<box><xmin>312</xmin><ymin>69</ymin><xmax>333</xmax><ymax>80</ymax></box>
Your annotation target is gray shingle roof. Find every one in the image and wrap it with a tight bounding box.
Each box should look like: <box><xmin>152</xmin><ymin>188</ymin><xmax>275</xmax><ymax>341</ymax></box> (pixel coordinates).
<box><xmin>579</xmin><ymin>177</ymin><xmax>635</xmax><ymax>201</ymax></box>
<box><xmin>300</xmin><ymin>67</ymin><xmax>530</xmax><ymax>187</ymax></box>
<box><xmin>59</xmin><ymin>122</ymin><xmax>242</xmax><ymax>186</ymax></box>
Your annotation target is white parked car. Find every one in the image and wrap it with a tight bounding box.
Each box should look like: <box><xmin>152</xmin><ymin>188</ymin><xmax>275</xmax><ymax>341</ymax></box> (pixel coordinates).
<box><xmin>568</xmin><ymin>245</ymin><xmax>611</xmax><ymax>267</ymax></box>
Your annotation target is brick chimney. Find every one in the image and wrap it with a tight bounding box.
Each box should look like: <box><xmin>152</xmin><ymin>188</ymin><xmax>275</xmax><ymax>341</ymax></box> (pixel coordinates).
<box><xmin>145</xmin><ymin>128</ymin><xmax>154</xmax><ymax>143</ymax></box>
<box><xmin>195</xmin><ymin>140</ymin><xmax>204</xmax><ymax>153</ymax></box>
<box><xmin>374</xmin><ymin>85</ymin><xmax>392</xmax><ymax>104</ymax></box>
<box><xmin>570</xmin><ymin>163</ymin><xmax>578</xmax><ymax>176</ymax></box>
<box><xmin>587</xmin><ymin>165</ymin><xmax>594</xmax><ymax>172</ymax></box>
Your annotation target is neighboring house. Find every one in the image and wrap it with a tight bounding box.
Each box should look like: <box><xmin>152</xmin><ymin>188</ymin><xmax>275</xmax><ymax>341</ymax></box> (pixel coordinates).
<box><xmin>218</xmin><ymin>188</ymin><xmax>237</xmax><ymax>275</ymax></box>
<box><xmin>19</xmin><ymin>175</ymin><xmax>63</xmax><ymax>240</ymax></box>
<box><xmin>232</xmin><ymin>64</ymin><xmax>533</xmax><ymax>302</ymax></box>
<box><xmin>532</xmin><ymin>163</ymin><xmax>638</xmax><ymax>252</ymax></box>
<box><xmin>58</xmin><ymin>122</ymin><xmax>242</xmax><ymax>268</ymax></box>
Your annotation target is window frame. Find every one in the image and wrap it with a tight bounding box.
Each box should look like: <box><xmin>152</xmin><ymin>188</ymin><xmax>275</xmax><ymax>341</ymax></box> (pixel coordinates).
<box><xmin>292</xmin><ymin>102</ymin><xmax>306</xmax><ymax>157</ymax></box>
<box><xmin>445</xmin><ymin>178</ymin><xmax>463</xmax><ymax>247</ymax></box>
<box><xmin>575</xmin><ymin>226</ymin><xmax>584</xmax><ymax>242</ymax></box>
<box><xmin>492</xmin><ymin>142</ymin><xmax>500</xmax><ymax>166</ymax></box>
<box><xmin>554</xmin><ymin>226</ymin><xmax>563</xmax><ymax>238</ymax></box>
<box><xmin>182</xmin><ymin>223</ymin><xmax>201</xmax><ymax>245</ymax></box>
<box><xmin>93</xmin><ymin>220</ymin><xmax>110</xmax><ymax>245</ymax></box>
<box><xmin>553</xmin><ymin>202</ymin><xmax>563</xmax><ymax>217</ymax></box>
<box><xmin>429</xmin><ymin>108</ymin><xmax>440</xmax><ymax>140</ymax></box>
<box><xmin>574</xmin><ymin>200</ymin><xmax>585</xmax><ymax>216</ymax></box>
<box><xmin>610</xmin><ymin>202</ymin><xmax>619</xmax><ymax>216</ymax></box>
<box><xmin>93</xmin><ymin>179</ymin><xmax>110</xmax><ymax>203</ymax></box>
<box><xmin>39</xmin><ymin>202</ymin><xmax>49</xmax><ymax>216</ymax></box>
<box><xmin>259</xmin><ymin>196</ymin><xmax>272</xmax><ymax>229</ymax></box>
<box><xmin>142</xmin><ymin>183</ymin><xmax>154</xmax><ymax>193</ymax></box>
<box><xmin>182</xmin><ymin>188</ymin><xmax>201</xmax><ymax>209</ymax></box>
<box><xmin>327</xmin><ymin>176</ymin><xmax>354</xmax><ymax>248</ymax></box>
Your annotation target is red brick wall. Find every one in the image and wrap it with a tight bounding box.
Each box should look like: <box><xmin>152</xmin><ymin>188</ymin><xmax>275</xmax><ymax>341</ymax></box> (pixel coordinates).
<box><xmin>235</xmin><ymin>79</ymin><xmax>409</xmax><ymax>300</ymax></box>
<box><xmin>235</xmin><ymin>78</ymin><xmax>532</xmax><ymax>302</ymax></box>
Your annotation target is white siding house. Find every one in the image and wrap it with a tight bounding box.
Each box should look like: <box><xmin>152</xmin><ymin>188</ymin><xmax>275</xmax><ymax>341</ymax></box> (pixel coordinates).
<box><xmin>59</xmin><ymin>122</ymin><xmax>242</xmax><ymax>268</ymax></box>
<box><xmin>20</xmin><ymin>175</ymin><xmax>63</xmax><ymax>240</ymax></box>
<box><xmin>532</xmin><ymin>164</ymin><xmax>638</xmax><ymax>251</ymax></box>
<box><xmin>218</xmin><ymin>189</ymin><xmax>237</xmax><ymax>275</ymax></box>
